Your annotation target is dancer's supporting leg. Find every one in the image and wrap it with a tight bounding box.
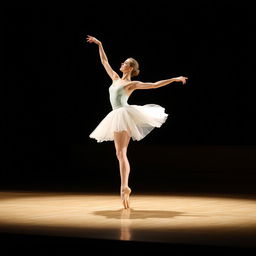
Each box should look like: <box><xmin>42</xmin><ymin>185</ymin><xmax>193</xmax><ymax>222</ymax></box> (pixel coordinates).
<box><xmin>114</xmin><ymin>130</ymin><xmax>132</xmax><ymax>209</ymax></box>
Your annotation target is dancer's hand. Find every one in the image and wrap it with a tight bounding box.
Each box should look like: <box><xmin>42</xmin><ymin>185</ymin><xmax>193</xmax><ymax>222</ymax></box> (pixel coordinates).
<box><xmin>86</xmin><ymin>35</ymin><xmax>101</xmax><ymax>45</ymax></box>
<box><xmin>175</xmin><ymin>76</ymin><xmax>188</xmax><ymax>84</ymax></box>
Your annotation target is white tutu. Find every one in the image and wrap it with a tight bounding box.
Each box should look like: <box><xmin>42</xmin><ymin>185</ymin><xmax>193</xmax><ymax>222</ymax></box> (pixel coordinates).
<box><xmin>89</xmin><ymin>104</ymin><xmax>168</xmax><ymax>142</ymax></box>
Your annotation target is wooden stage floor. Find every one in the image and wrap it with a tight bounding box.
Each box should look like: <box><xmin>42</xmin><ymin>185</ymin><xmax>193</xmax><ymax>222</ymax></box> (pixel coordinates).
<box><xmin>1</xmin><ymin>191</ymin><xmax>256</xmax><ymax>249</ymax></box>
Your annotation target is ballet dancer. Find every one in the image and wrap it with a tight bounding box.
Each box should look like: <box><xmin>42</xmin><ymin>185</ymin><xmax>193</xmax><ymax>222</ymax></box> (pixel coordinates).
<box><xmin>87</xmin><ymin>35</ymin><xmax>187</xmax><ymax>209</ymax></box>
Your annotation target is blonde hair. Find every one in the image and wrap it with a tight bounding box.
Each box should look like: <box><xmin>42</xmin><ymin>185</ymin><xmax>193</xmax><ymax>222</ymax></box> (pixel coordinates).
<box><xmin>127</xmin><ymin>57</ymin><xmax>140</xmax><ymax>77</ymax></box>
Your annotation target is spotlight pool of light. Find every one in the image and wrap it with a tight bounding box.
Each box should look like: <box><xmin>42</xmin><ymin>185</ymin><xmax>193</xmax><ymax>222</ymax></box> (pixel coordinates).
<box><xmin>0</xmin><ymin>191</ymin><xmax>256</xmax><ymax>247</ymax></box>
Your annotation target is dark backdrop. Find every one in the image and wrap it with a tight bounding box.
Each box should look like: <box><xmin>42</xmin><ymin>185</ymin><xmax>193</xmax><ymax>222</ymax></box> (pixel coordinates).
<box><xmin>3</xmin><ymin>5</ymin><xmax>255</xmax><ymax>194</ymax></box>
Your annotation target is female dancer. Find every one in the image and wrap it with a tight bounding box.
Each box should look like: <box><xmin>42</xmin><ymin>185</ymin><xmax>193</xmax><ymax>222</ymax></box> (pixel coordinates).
<box><xmin>87</xmin><ymin>35</ymin><xmax>187</xmax><ymax>209</ymax></box>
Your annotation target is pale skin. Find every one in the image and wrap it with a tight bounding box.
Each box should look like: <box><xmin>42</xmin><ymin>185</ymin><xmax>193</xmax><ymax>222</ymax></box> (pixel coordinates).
<box><xmin>87</xmin><ymin>35</ymin><xmax>188</xmax><ymax>209</ymax></box>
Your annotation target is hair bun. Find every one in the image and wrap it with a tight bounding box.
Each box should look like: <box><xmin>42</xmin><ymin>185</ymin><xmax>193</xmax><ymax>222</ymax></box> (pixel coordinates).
<box><xmin>128</xmin><ymin>57</ymin><xmax>140</xmax><ymax>77</ymax></box>
<box><xmin>135</xmin><ymin>69</ymin><xmax>140</xmax><ymax>76</ymax></box>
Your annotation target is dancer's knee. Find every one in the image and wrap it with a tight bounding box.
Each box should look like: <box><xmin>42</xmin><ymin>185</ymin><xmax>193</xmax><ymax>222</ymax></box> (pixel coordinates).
<box><xmin>116</xmin><ymin>149</ymin><xmax>127</xmax><ymax>160</ymax></box>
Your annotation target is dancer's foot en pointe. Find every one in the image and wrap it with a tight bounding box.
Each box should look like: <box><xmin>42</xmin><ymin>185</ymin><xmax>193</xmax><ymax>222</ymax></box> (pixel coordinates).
<box><xmin>120</xmin><ymin>186</ymin><xmax>132</xmax><ymax>209</ymax></box>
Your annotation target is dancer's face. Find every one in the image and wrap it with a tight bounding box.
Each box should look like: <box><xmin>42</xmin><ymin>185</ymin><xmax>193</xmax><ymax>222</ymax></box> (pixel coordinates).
<box><xmin>120</xmin><ymin>59</ymin><xmax>133</xmax><ymax>73</ymax></box>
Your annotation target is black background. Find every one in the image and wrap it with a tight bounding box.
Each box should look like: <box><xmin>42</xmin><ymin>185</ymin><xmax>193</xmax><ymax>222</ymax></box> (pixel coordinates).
<box><xmin>3</xmin><ymin>5</ymin><xmax>256</xmax><ymax>194</ymax></box>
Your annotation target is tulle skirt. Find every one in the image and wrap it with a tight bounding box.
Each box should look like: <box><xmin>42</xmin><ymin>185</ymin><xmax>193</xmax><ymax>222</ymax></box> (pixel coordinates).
<box><xmin>89</xmin><ymin>104</ymin><xmax>168</xmax><ymax>142</ymax></box>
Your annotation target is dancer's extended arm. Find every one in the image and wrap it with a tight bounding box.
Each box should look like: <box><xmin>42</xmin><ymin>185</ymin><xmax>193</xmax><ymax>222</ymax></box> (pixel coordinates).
<box><xmin>86</xmin><ymin>35</ymin><xmax>119</xmax><ymax>80</ymax></box>
<box><xmin>131</xmin><ymin>76</ymin><xmax>188</xmax><ymax>90</ymax></box>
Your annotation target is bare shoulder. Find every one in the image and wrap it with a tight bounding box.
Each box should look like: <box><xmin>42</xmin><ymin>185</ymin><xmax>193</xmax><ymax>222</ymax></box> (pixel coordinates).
<box><xmin>125</xmin><ymin>80</ymin><xmax>141</xmax><ymax>90</ymax></box>
<box><xmin>112</xmin><ymin>73</ymin><xmax>120</xmax><ymax>81</ymax></box>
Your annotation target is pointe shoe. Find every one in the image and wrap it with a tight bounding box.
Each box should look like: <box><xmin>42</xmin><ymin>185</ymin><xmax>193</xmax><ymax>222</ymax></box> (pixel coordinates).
<box><xmin>121</xmin><ymin>187</ymin><xmax>131</xmax><ymax>209</ymax></box>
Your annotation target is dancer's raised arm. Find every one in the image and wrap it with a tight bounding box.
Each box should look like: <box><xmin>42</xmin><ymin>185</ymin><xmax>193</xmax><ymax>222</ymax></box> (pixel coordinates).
<box><xmin>130</xmin><ymin>76</ymin><xmax>188</xmax><ymax>90</ymax></box>
<box><xmin>86</xmin><ymin>35</ymin><xmax>119</xmax><ymax>80</ymax></box>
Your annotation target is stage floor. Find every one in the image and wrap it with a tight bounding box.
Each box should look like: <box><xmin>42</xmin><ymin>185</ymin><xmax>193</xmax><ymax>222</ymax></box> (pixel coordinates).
<box><xmin>0</xmin><ymin>191</ymin><xmax>256</xmax><ymax>248</ymax></box>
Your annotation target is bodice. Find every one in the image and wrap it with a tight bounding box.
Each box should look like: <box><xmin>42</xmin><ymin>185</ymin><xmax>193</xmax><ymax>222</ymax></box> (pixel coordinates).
<box><xmin>109</xmin><ymin>80</ymin><xmax>129</xmax><ymax>110</ymax></box>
